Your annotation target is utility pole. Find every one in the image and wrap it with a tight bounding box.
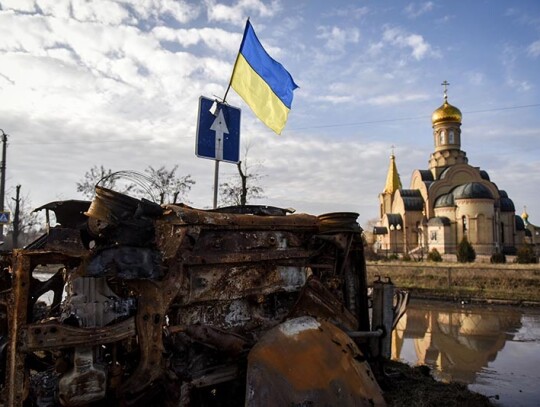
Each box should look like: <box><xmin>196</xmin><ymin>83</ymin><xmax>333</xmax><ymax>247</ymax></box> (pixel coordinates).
<box><xmin>12</xmin><ymin>185</ymin><xmax>20</xmax><ymax>248</ymax></box>
<box><xmin>0</xmin><ymin>130</ymin><xmax>8</xmax><ymax>242</ymax></box>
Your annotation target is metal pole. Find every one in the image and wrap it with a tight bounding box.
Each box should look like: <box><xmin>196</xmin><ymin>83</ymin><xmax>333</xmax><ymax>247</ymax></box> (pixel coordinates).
<box><xmin>12</xmin><ymin>185</ymin><xmax>20</xmax><ymax>248</ymax></box>
<box><xmin>347</xmin><ymin>328</ymin><xmax>384</xmax><ymax>338</ymax></box>
<box><xmin>213</xmin><ymin>160</ymin><xmax>220</xmax><ymax>209</ymax></box>
<box><xmin>370</xmin><ymin>278</ymin><xmax>395</xmax><ymax>359</ymax></box>
<box><xmin>0</xmin><ymin>130</ymin><xmax>8</xmax><ymax>241</ymax></box>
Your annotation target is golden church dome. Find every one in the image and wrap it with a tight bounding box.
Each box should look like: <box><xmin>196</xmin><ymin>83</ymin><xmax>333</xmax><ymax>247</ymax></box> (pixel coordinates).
<box><xmin>432</xmin><ymin>100</ymin><xmax>462</xmax><ymax>125</ymax></box>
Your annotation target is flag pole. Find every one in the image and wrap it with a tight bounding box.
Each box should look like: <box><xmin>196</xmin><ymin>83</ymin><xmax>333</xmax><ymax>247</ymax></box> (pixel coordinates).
<box><xmin>213</xmin><ymin>19</ymin><xmax>250</xmax><ymax>209</ymax></box>
<box><xmin>222</xmin><ymin>56</ymin><xmax>238</xmax><ymax>104</ymax></box>
<box><xmin>222</xmin><ymin>18</ymin><xmax>250</xmax><ymax>104</ymax></box>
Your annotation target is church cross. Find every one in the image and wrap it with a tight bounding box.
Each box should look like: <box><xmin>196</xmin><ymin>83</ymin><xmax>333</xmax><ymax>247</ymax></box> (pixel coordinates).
<box><xmin>441</xmin><ymin>80</ymin><xmax>450</xmax><ymax>101</ymax></box>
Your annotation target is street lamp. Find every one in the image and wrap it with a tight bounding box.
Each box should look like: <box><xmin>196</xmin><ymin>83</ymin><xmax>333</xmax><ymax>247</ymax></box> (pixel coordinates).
<box><xmin>389</xmin><ymin>223</ymin><xmax>401</xmax><ymax>254</ymax></box>
<box><xmin>389</xmin><ymin>224</ymin><xmax>394</xmax><ymax>255</ymax></box>
<box><xmin>396</xmin><ymin>224</ymin><xmax>402</xmax><ymax>253</ymax></box>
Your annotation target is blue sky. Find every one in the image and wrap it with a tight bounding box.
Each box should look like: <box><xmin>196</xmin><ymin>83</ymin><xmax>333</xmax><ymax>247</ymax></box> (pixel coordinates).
<box><xmin>0</xmin><ymin>0</ymin><xmax>539</xmax><ymax>228</ymax></box>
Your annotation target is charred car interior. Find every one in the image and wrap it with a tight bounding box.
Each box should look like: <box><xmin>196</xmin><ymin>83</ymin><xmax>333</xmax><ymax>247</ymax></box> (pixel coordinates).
<box><xmin>0</xmin><ymin>186</ymin><xmax>405</xmax><ymax>406</ymax></box>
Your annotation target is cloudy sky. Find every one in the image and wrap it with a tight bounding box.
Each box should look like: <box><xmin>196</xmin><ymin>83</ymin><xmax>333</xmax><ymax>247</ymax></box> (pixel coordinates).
<box><xmin>0</xmin><ymin>0</ymin><xmax>539</xmax><ymax>228</ymax></box>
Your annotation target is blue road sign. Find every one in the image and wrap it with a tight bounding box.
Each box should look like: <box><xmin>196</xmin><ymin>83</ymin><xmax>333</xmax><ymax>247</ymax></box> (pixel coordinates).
<box><xmin>0</xmin><ymin>211</ymin><xmax>9</xmax><ymax>224</ymax></box>
<box><xmin>196</xmin><ymin>96</ymin><xmax>241</xmax><ymax>163</ymax></box>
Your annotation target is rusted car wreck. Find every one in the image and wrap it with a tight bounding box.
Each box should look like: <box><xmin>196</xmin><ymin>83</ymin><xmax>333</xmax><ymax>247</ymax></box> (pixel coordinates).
<box><xmin>0</xmin><ymin>186</ymin><xmax>402</xmax><ymax>406</ymax></box>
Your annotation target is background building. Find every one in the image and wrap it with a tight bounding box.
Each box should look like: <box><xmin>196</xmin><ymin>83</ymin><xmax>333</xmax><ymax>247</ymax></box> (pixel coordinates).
<box><xmin>375</xmin><ymin>85</ymin><xmax>526</xmax><ymax>257</ymax></box>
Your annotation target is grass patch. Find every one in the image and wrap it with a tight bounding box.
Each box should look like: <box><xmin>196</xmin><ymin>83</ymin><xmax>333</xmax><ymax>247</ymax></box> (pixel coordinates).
<box><xmin>367</xmin><ymin>262</ymin><xmax>540</xmax><ymax>303</ymax></box>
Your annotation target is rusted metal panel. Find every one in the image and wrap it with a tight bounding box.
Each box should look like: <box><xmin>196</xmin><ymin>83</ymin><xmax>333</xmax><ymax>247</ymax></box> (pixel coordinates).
<box><xmin>162</xmin><ymin>203</ymin><xmax>320</xmax><ymax>230</ymax></box>
<box><xmin>6</xmin><ymin>253</ymin><xmax>32</xmax><ymax>406</ymax></box>
<box><xmin>245</xmin><ymin>317</ymin><xmax>386</xmax><ymax>406</ymax></box>
<box><xmin>186</xmin><ymin>264</ymin><xmax>308</xmax><ymax>303</ymax></box>
<box><xmin>287</xmin><ymin>276</ymin><xmax>359</xmax><ymax>331</ymax></box>
<box><xmin>22</xmin><ymin>318</ymin><xmax>136</xmax><ymax>351</ymax></box>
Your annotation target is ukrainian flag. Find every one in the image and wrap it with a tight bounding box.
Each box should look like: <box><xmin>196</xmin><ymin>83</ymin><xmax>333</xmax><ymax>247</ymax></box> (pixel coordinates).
<box><xmin>230</xmin><ymin>20</ymin><xmax>298</xmax><ymax>135</ymax></box>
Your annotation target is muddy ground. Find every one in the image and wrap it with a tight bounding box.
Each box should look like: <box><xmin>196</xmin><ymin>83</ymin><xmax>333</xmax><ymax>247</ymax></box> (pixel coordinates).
<box><xmin>378</xmin><ymin>360</ymin><xmax>495</xmax><ymax>407</ymax></box>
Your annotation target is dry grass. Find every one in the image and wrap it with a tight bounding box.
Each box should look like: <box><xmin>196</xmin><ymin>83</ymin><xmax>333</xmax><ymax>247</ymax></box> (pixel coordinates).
<box><xmin>367</xmin><ymin>262</ymin><xmax>540</xmax><ymax>304</ymax></box>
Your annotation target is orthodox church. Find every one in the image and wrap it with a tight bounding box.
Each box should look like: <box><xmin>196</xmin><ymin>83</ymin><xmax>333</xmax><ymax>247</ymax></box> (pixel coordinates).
<box><xmin>374</xmin><ymin>83</ymin><xmax>526</xmax><ymax>257</ymax></box>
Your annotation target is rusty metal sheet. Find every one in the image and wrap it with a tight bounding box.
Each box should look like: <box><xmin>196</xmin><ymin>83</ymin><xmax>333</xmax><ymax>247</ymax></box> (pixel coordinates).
<box><xmin>163</xmin><ymin>204</ymin><xmax>320</xmax><ymax>230</ymax></box>
<box><xmin>245</xmin><ymin>316</ymin><xmax>386</xmax><ymax>407</ymax></box>
<box><xmin>187</xmin><ymin>264</ymin><xmax>308</xmax><ymax>303</ymax></box>
<box><xmin>287</xmin><ymin>276</ymin><xmax>359</xmax><ymax>331</ymax></box>
<box><xmin>22</xmin><ymin>317</ymin><xmax>136</xmax><ymax>351</ymax></box>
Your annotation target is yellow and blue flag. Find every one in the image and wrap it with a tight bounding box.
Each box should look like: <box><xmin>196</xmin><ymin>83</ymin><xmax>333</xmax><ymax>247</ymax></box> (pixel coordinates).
<box><xmin>230</xmin><ymin>20</ymin><xmax>298</xmax><ymax>135</ymax></box>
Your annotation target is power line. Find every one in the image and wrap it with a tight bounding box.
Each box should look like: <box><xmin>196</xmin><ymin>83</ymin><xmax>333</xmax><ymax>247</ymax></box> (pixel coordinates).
<box><xmin>287</xmin><ymin>103</ymin><xmax>540</xmax><ymax>132</ymax></box>
<box><xmin>465</xmin><ymin>103</ymin><xmax>540</xmax><ymax>114</ymax></box>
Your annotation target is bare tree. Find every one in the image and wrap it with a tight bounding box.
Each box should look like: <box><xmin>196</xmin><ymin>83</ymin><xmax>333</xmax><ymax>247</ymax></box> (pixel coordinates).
<box><xmin>139</xmin><ymin>165</ymin><xmax>195</xmax><ymax>204</ymax></box>
<box><xmin>76</xmin><ymin>165</ymin><xmax>134</xmax><ymax>199</ymax></box>
<box><xmin>4</xmin><ymin>186</ymin><xmax>43</xmax><ymax>248</ymax></box>
<box><xmin>77</xmin><ymin>165</ymin><xmax>195</xmax><ymax>204</ymax></box>
<box><xmin>363</xmin><ymin>217</ymin><xmax>380</xmax><ymax>233</ymax></box>
<box><xmin>219</xmin><ymin>147</ymin><xmax>264</xmax><ymax>207</ymax></box>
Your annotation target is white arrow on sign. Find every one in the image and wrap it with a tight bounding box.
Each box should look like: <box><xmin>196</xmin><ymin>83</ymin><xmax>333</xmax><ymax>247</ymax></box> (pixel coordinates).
<box><xmin>210</xmin><ymin>108</ymin><xmax>229</xmax><ymax>161</ymax></box>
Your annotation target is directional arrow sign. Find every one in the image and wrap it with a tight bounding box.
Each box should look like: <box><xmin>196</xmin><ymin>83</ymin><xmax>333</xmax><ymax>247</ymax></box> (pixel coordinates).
<box><xmin>210</xmin><ymin>108</ymin><xmax>228</xmax><ymax>161</ymax></box>
<box><xmin>196</xmin><ymin>96</ymin><xmax>241</xmax><ymax>163</ymax></box>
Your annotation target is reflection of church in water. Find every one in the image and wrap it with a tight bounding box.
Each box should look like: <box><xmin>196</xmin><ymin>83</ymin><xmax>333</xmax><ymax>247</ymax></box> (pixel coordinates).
<box><xmin>374</xmin><ymin>82</ymin><xmax>536</xmax><ymax>256</ymax></box>
<box><xmin>392</xmin><ymin>302</ymin><xmax>522</xmax><ymax>383</ymax></box>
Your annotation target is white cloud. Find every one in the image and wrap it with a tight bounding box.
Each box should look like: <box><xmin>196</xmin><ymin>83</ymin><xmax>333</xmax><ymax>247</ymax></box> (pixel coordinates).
<box><xmin>152</xmin><ymin>26</ymin><xmax>241</xmax><ymax>54</ymax></box>
<box><xmin>382</xmin><ymin>26</ymin><xmax>436</xmax><ymax>60</ymax></box>
<box><xmin>70</xmin><ymin>0</ymin><xmax>133</xmax><ymax>25</ymax></box>
<box><xmin>0</xmin><ymin>0</ymin><xmax>37</xmax><ymax>12</ymax></box>
<box><xmin>316</xmin><ymin>25</ymin><xmax>360</xmax><ymax>52</ymax></box>
<box><xmin>4</xmin><ymin>0</ymin><xmax>199</xmax><ymax>25</ymax></box>
<box><xmin>205</xmin><ymin>0</ymin><xmax>281</xmax><ymax>25</ymax></box>
<box><xmin>506</xmin><ymin>78</ymin><xmax>532</xmax><ymax>92</ymax></box>
<box><xmin>466</xmin><ymin>71</ymin><xmax>485</xmax><ymax>86</ymax></box>
<box><xmin>33</xmin><ymin>0</ymin><xmax>73</xmax><ymax>19</ymax></box>
<box><xmin>528</xmin><ymin>40</ymin><xmax>540</xmax><ymax>58</ymax></box>
<box><xmin>404</xmin><ymin>2</ymin><xmax>434</xmax><ymax>18</ymax></box>
<box><xmin>0</xmin><ymin>12</ymin><xmax>54</xmax><ymax>54</ymax></box>
<box><xmin>327</xmin><ymin>6</ymin><xmax>369</xmax><ymax>20</ymax></box>
<box><xmin>366</xmin><ymin>93</ymin><xmax>429</xmax><ymax>106</ymax></box>
<box><xmin>246</xmin><ymin>136</ymin><xmax>392</xmax><ymax>218</ymax></box>
<box><xmin>119</xmin><ymin>0</ymin><xmax>200</xmax><ymax>24</ymax></box>
<box><xmin>316</xmin><ymin>94</ymin><xmax>354</xmax><ymax>104</ymax></box>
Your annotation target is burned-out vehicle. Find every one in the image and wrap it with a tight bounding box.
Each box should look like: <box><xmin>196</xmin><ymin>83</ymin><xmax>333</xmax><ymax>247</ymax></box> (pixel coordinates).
<box><xmin>0</xmin><ymin>186</ymin><xmax>402</xmax><ymax>406</ymax></box>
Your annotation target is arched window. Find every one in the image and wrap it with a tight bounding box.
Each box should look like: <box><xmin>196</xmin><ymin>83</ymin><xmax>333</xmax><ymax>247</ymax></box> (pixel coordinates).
<box><xmin>449</xmin><ymin>130</ymin><xmax>455</xmax><ymax>144</ymax></box>
<box><xmin>439</xmin><ymin>130</ymin><xmax>445</xmax><ymax>145</ymax></box>
<box><xmin>500</xmin><ymin>222</ymin><xmax>505</xmax><ymax>243</ymax></box>
<box><xmin>462</xmin><ymin>215</ymin><xmax>467</xmax><ymax>233</ymax></box>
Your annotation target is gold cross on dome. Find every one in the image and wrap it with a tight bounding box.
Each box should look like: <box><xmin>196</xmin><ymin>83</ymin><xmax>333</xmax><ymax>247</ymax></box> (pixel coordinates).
<box><xmin>441</xmin><ymin>80</ymin><xmax>450</xmax><ymax>101</ymax></box>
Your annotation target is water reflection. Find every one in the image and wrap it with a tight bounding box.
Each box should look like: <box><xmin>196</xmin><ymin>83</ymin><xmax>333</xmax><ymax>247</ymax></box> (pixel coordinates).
<box><xmin>392</xmin><ymin>301</ymin><xmax>522</xmax><ymax>383</ymax></box>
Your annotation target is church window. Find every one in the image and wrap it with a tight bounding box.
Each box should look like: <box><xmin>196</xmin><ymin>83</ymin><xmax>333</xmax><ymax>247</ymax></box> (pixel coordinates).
<box><xmin>430</xmin><ymin>231</ymin><xmax>437</xmax><ymax>241</ymax></box>
<box><xmin>500</xmin><ymin>222</ymin><xmax>505</xmax><ymax>243</ymax></box>
<box><xmin>439</xmin><ymin>130</ymin><xmax>445</xmax><ymax>144</ymax></box>
<box><xmin>462</xmin><ymin>216</ymin><xmax>467</xmax><ymax>233</ymax></box>
<box><xmin>449</xmin><ymin>130</ymin><xmax>455</xmax><ymax>144</ymax></box>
